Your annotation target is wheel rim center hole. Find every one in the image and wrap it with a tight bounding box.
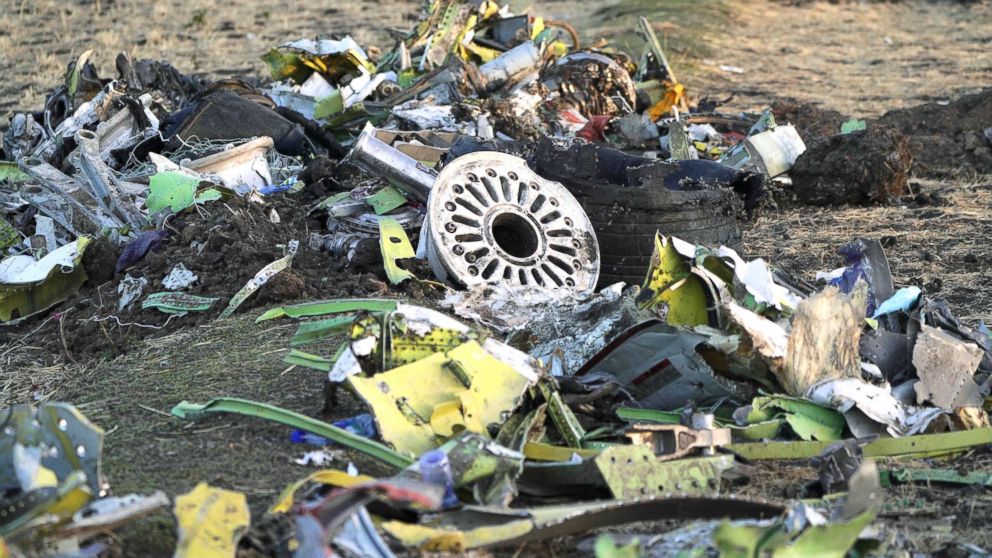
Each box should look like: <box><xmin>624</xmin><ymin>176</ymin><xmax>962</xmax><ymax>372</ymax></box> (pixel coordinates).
<box><xmin>491</xmin><ymin>213</ymin><xmax>539</xmax><ymax>259</ymax></box>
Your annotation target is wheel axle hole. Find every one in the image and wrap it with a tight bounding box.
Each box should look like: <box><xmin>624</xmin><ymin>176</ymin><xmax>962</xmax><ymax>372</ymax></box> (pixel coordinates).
<box><xmin>491</xmin><ymin>213</ymin><xmax>539</xmax><ymax>259</ymax></box>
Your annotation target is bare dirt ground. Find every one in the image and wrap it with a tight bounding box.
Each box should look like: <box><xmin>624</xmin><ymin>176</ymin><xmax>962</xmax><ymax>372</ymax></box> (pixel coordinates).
<box><xmin>2</xmin><ymin>0</ymin><xmax>992</xmax><ymax>555</ymax></box>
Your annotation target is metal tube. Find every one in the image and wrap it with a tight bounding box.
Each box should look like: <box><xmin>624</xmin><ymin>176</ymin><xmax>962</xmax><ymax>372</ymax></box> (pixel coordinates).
<box><xmin>342</xmin><ymin>123</ymin><xmax>436</xmax><ymax>202</ymax></box>
<box><xmin>479</xmin><ymin>42</ymin><xmax>542</xmax><ymax>92</ymax></box>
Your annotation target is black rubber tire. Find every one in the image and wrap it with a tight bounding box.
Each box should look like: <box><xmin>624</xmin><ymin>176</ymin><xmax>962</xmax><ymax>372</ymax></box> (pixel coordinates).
<box><xmin>532</xmin><ymin>140</ymin><xmax>744</xmax><ymax>288</ymax></box>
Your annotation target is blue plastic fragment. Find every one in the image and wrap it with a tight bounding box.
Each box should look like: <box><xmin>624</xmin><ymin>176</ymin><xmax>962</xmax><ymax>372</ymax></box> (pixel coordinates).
<box><xmin>872</xmin><ymin>286</ymin><xmax>922</xmax><ymax>318</ymax></box>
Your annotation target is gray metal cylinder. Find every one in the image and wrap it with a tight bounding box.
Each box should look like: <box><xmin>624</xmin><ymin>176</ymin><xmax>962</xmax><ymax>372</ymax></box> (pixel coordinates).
<box><xmin>342</xmin><ymin>123</ymin><xmax>437</xmax><ymax>201</ymax></box>
<box><xmin>479</xmin><ymin>42</ymin><xmax>542</xmax><ymax>92</ymax></box>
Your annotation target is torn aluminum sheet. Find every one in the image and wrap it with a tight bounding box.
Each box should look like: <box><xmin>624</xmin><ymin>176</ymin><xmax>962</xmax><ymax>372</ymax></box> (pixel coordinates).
<box><xmin>257</xmin><ymin>298</ymin><xmax>399</xmax><ymax>322</ymax></box>
<box><xmin>912</xmin><ymin>324</ymin><xmax>984</xmax><ymax>410</ymax></box>
<box><xmin>219</xmin><ymin>240</ymin><xmax>298</xmax><ymax>319</ymax></box>
<box><xmin>575</xmin><ymin>319</ymin><xmax>756</xmax><ymax>410</ymax></box>
<box><xmin>117</xmin><ymin>274</ymin><xmax>148</xmax><ymax>311</ymax></box>
<box><xmin>174</xmin><ymin>483</ymin><xmax>250</xmax><ymax>558</ymax></box>
<box><xmin>269</xmin><ymin>468</ymin><xmax>375</xmax><ymax>515</ymax></box>
<box><xmin>425</xmin><ymin>151</ymin><xmax>600</xmax><ymax>295</ymax></box>
<box><xmin>381</xmin><ymin>496</ymin><xmax>785</xmax><ymax>552</ymax></box>
<box><xmin>162</xmin><ymin>263</ymin><xmax>198</xmax><ymax>291</ymax></box>
<box><xmin>859</xmin><ymin>328</ymin><xmax>912</xmax><ymax>384</ymax></box>
<box><xmin>471</xmin><ymin>407</ymin><xmax>544</xmax><ymax>506</ymax></box>
<box><xmin>30</xmin><ymin>82</ymin><xmax>124</xmax><ymax>161</ymax></box>
<box><xmin>716</xmin><ymin>245</ymin><xmax>802</xmax><ymax>312</ymax></box>
<box><xmin>811</xmin><ymin>440</ymin><xmax>864</xmax><ymax>495</ymax></box>
<box><xmin>146</xmin><ymin>172</ymin><xmax>209</xmax><ymax>214</ymax></box>
<box><xmin>806</xmin><ymin>378</ymin><xmax>945</xmax><ymax>437</ymax></box>
<box><xmin>334</xmin><ymin>506</ymin><xmax>398</xmax><ymax>558</ymax></box>
<box><xmin>919</xmin><ymin>297</ymin><xmax>992</xmax><ymax>374</ymax></box>
<box><xmin>0</xmin><ymin>236</ymin><xmax>91</xmax><ymax>323</ymax></box>
<box><xmin>392</xmin><ymin>101</ymin><xmax>457</xmax><ymax>130</ymax></box>
<box><xmin>183</xmin><ymin>136</ymin><xmax>274</xmax><ymax>190</ymax></box>
<box><xmin>378</xmin><ymin>217</ymin><xmax>417</xmax><ymax>284</ymax></box>
<box><xmin>142</xmin><ymin>292</ymin><xmax>219</xmax><ymax>314</ymax></box>
<box><xmin>441</xmin><ymin>282</ymin><xmax>638</xmax><ymax>374</ymax></box>
<box><xmin>348</xmin><ymin>340</ymin><xmax>539</xmax><ymax>455</ymax></box>
<box><xmin>396</xmin><ymin>430</ymin><xmax>526</xmax><ymax>504</ymax></box>
<box><xmin>882</xmin><ymin>467</ymin><xmax>992</xmax><ymax>488</ymax></box>
<box><xmin>3</xmin><ymin>113</ymin><xmax>44</xmax><ymax>161</ymax></box>
<box><xmin>367</xmin><ymin>185</ymin><xmax>408</xmax><ymax>215</ymax></box>
<box><xmin>19</xmin><ymin>159</ymin><xmax>124</xmax><ymax>235</ymax></box>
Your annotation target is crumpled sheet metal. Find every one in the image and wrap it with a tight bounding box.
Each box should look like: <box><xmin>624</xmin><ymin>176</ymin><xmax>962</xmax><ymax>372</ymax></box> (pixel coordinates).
<box><xmin>575</xmin><ymin>319</ymin><xmax>755</xmax><ymax>410</ymax></box>
<box><xmin>636</xmin><ymin>234</ymin><xmax>715</xmax><ymax>327</ymax></box>
<box><xmin>291</xmin><ymin>478</ymin><xmax>442</xmax><ymax>558</ymax></box>
<box><xmin>382</xmin><ymin>495</ymin><xmax>785</xmax><ymax>552</ymax></box>
<box><xmin>347</xmin><ymin>340</ymin><xmax>539</xmax><ymax>455</ymax></box>
<box><xmin>1</xmin><ymin>236</ymin><xmax>91</xmax><ymax>323</ymax></box>
<box><xmin>713</xmin><ymin>510</ymin><xmax>874</xmax><ymax>558</ymax></box>
<box><xmin>744</xmin><ymin>396</ymin><xmax>844</xmax><ymax>442</ymax></box>
<box><xmin>441</xmin><ymin>282</ymin><xmax>637</xmax><ymax>374</ymax></box>
<box><xmin>806</xmin><ymin>378</ymin><xmax>945</xmax><ymax>438</ymax></box>
<box><xmin>0</xmin><ymin>403</ymin><xmax>165</xmax><ymax>552</ymax></box>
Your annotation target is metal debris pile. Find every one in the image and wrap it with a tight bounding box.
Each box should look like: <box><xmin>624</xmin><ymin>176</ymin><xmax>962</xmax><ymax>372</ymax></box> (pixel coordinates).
<box><xmin>2</xmin><ymin>0</ymin><xmax>992</xmax><ymax>556</ymax></box>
